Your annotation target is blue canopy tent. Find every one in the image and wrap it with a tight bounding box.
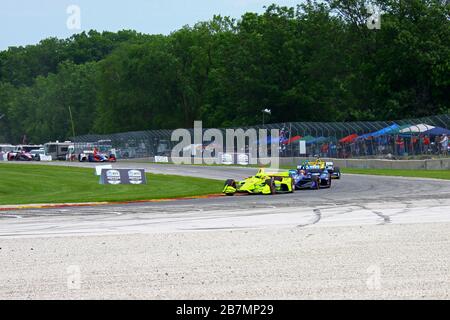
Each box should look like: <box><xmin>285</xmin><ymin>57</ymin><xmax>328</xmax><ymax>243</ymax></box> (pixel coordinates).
<box><xmin>423</xmin><ymin>127</ymin><xmax>450</xmax><ymax>136</ymax></box>
<box><xmin>357</xmin><ymin>124</ymin><xmax>400</xmax><ymax>140</ymax></box>
<box><xmin>372</xmin><ymin>124</ymin><xmax>400</xmax><ymax>137</ymax></box>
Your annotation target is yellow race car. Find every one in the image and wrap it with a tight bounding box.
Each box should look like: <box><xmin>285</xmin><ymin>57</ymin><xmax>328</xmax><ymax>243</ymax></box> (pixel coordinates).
<box><xmin>223</xmin><ymin>168</ymin><xmax>294</xmax><ymax>196</ymax></box>
<box><xmin>301</xmin><ymin>158</ymin><xmax>341</xmax><ymax>179</ymax></box>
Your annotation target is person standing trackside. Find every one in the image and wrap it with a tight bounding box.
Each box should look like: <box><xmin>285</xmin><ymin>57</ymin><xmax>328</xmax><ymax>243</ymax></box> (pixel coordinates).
<box><xmin>441</xmin><ymin>134</ymin><xmax>448</xmax><ymax>156</ymax></box>
<box><xmin>422</xmin><ymin>135</ymin><xmax>430</xmax><ymax>154</ymax></box>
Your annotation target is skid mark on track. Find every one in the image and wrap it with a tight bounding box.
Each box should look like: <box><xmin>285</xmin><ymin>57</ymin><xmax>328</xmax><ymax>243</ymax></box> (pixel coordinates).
<box><xmin>298</xmin><ymin>208</ymin><xmax>322</xmax><ymax>228</ymax></box>
<box><xmin>372</xmin><ymin>211</ymin><xmax>391</xmax><ymax>224</ymax></box>
<box><xmin>356</xmin><ymin>204</ymin><xmax>392</xmax><ymax>224</ymax></box>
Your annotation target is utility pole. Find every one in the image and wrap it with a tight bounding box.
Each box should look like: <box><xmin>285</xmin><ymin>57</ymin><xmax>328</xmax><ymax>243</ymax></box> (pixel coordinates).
<box><xmin>262</xmin><ymin>108</ymin><xmax>271</xmax><ymax>126</ymax></box>
<box><xmin>68</xmin><ymin>106</ymin><xmax>76</xmax><ymax>141</ymax></box>
<box><xmin>68</xmin><ymin>106</ymin><xmax>77</xmax><ymax>161</ymax></box>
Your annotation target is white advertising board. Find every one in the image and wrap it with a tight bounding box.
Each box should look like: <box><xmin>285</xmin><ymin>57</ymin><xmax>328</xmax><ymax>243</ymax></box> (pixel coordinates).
<box><xmin>220</xmin><ymin>153</ymin><xmax>234</xmax><ymax>165</ymax></box>
<box><xmin>299</xmin><ymin>140</ymin><xmax>306</xmax><ymax>155</ymax></box>
<box><xmin>237</xmin><ymin>154</ymin><xmax>249</xmax><ymax>166</ymax></box>
<box><xmin>39</xmin><ymin>155</ymin><xmax>52</xmax><ymax>161</ymax></box>
<box><xmin>154</xmin><ymin>156</ymin><xmax>169</xmax><ymax>163</ymax></box>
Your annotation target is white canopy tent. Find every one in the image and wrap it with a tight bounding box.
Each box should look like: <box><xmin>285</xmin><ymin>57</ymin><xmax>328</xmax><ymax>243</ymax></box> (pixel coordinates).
<box><xmin>399</xmin><ymin>123</ymin><xmax>435</xmax><ymax>133</ymax></box>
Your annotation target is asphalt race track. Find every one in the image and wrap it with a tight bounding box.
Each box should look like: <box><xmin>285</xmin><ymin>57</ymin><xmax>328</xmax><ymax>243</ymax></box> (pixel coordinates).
<box><xmin>0</xmin><ymin>162</ymin><xmax>449</xmax><ymax>299</ymax></box>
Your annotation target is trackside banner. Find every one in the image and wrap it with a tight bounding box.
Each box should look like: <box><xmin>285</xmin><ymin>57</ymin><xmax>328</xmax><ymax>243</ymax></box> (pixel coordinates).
<box><xmin>154</xmin><ymin>156</ymin><xmax>169</xmax><ymax>163</ymax></box>
<box><xmin>39</xmin><ymin>155</ymin><xmax>53</xmax><ymax>161</ymax></box>
<box><xmin>99</xmin><ymin>169</ymin><xmax>147</xmax><ymax>185</ymax></box>
<box><xmin>219</xmin><ymin>153</ymin><xmax>249</xmax><ymax>165</ymax></box>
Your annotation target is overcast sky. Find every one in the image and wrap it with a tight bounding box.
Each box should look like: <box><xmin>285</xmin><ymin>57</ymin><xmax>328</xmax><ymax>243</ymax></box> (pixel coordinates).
<box><xmin>0</xmin><ymin>0</ymin><xmax>301</xmax><ymax>50</ymax></box>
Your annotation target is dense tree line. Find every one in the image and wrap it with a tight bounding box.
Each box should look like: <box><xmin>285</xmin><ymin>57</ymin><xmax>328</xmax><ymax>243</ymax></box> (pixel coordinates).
<box><xmin>0</xmin><ymin>0</ymin><xmax>448</xmax><ymax>143</ymax></box>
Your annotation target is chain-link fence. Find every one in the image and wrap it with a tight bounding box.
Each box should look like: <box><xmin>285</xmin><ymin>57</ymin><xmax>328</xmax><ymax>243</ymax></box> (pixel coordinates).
<box><xmin>73</xmin><ymin>114</ymin><xmax>450</xmax><ymax>159</ymax></box>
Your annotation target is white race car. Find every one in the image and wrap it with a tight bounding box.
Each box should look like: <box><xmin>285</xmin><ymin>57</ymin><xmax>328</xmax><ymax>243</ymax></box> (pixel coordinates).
<box><xmin>325</xmin><ymin>161</ymin><xmax>341</xmax><ymax>179</ymax></box>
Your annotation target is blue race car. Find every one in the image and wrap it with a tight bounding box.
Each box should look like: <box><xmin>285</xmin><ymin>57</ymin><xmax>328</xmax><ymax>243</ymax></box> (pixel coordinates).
<box><xmin>289</xmin><ymin>165</ymin><xmax>332</xmax><ymax>190</ymax></box>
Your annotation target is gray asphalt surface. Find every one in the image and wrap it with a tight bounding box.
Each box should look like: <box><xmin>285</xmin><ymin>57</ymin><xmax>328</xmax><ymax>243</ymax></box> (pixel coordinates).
<box><xmin>0</xmin><ymin>161</ymin><xmax>449</xmax><ymax>299</ymax></box>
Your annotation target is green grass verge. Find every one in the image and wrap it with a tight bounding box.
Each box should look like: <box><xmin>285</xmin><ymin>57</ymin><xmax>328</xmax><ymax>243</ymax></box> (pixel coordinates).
<box><xmin>340</xmin><ymin>168</ymin><xmax>450</xmax><ymax>180</ymax></box>
<box><xmin>0</xmin><ymin>164</ymin><xmax>223</xmax><ymax>205</ymax></box>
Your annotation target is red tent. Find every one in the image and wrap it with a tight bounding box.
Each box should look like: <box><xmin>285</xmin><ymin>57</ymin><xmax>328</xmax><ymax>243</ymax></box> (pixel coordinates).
<box><xmin>339</xmin><ymin>134</ymin><xmax>358</xmax><ymax>143</ymax></box>
<box><xmin>283</xmin><ymin>135</ymin><xmax>302</xmax><ymax>145</ymax></box>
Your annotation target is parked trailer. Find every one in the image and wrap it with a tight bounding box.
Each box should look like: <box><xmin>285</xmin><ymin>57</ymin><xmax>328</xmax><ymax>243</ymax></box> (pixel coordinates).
<box><xmin>44</xmin><ymin>141</ymin><xmax>74</xmax><ymax>161</ymax></box>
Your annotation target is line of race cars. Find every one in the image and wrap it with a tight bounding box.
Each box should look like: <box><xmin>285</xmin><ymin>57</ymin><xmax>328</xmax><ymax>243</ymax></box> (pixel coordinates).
<box><xmin>223</xmin><ymin>159</ymin><xmax>341</xmax><ymax>196</ymax></box>
<box><xmin>5</xmin><ymin>146</ymin><xmax>116</xmax><ymax>163</ymax></box>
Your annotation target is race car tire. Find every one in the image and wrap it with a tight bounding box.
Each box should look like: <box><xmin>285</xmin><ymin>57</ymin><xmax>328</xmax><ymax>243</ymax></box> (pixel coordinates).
<box><xmin>224</xmin><ymin>179</ymin><xmax>236</xmax><ymax>188</ymax></box>
<box><xmin>335</xmin><ymin>167</ymin><xmax>341</xmax><ymax>179</ymax></box>
<box><xmin>265</xmin><ymin>178</ymin><xmax>276</xmax><ymax>195</ymax></box>
<box><xmin>311</xmin><ymin>176</ymin><xmax>320</xmax><ymax>190</ymax></box>
<box><xmin>224</xmin><ymin>179</ymin><xmax>236</xmax><ymax>196</ymax></box>
<box><xmin>270</xmin><ymin>178</ymin><xmax>276</xmax><ymax>194</ymax></box>
<box><xmin>78</xmin><ymin>154</ymin><xmax>87</xmax><ymax>162</ymax></box>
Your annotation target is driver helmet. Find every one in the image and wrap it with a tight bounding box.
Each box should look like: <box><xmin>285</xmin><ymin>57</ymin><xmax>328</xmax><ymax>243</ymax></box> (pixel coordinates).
<box><xmin>255</xmin><ymin>168</ymin><xmax>265</xmax><ymax>178</ymax></box>
<box><xmin>297</xmin><ymin>165</ymin><xmax>306</xmax><ymax>175</ymax></box>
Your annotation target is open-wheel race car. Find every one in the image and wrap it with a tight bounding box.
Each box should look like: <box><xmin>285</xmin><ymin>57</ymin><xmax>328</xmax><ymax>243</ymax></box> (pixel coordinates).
<box><xmin>289</xmin><ymin>165</ymin><xmax>331</xmax><ymax>190</ymax></box>
<box><xmin>7</xmin><ymin>150</ymin><xmax>33</xmax><ymax>161</ymax></box>
<box><xmin>78</xmin><ymin>148</ymin><xmax>117</xmax><ymax>163</ymax></box>
<box><xmin>304</xmin><ymin>158</ymin><xmax>341</xmax><ymax>179</ymax></box>
<box><xmin>223</xmin><ymin>168</ymin><xmax>294</xmax><ymax>196</ymax></box>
